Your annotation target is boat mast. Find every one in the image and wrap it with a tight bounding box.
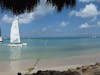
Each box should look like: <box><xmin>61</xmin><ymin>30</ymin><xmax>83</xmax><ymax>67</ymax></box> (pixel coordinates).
<box><xmin>16</xmin><ymin>16</ymin><xmax>19</xmax><ymax>23</ymax></box>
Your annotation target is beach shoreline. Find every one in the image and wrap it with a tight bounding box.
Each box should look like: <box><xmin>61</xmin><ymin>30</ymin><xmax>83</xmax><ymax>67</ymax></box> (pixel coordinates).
<box><xmin>0</xmin><ymin>53</ymin><xmax>100</xmax><ymax>74</ymax></box>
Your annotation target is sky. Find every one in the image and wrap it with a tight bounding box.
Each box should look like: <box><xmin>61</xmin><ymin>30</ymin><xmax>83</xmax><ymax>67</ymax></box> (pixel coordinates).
<box><xmin>0</xmin><ymin>0</ymin><xmax>100</xmax><ymax>38</ymax></box>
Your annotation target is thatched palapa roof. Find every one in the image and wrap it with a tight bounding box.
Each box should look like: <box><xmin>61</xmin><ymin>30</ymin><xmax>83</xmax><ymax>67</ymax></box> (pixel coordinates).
<box><xmin>0</xmin><ymin>0</ymin><xmax>76</xmax><ymax>15</ymax></box>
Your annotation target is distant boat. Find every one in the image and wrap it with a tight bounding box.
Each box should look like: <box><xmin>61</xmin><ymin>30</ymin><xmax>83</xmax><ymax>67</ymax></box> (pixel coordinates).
<box><xmin>8</xmin><ymin>16</ymin><xmax>27</xmax><ymax>47</ymax></box>
<box><xmin>0</xmin><ymin>27</ymin><xmax>3</xmax><ymax>42</ymax></box>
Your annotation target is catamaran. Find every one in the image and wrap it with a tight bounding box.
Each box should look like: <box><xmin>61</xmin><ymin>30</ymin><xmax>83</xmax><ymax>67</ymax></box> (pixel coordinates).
<box><xmin>8</xmin><ymin>16</ymin><xmax>27</xmax><ymax>47</ymax></box>
<box><xmin>0</xmin><ymin>27</ymin><xmax>3</xmax><ymax>42</ymax></box>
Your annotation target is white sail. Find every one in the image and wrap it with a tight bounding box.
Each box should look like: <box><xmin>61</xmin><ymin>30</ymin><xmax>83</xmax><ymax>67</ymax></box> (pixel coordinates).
<box><xmin>0</xmin><ymin>27</ymin><xmax>3</xmax><ymax>42</ymax></box>
<box><xmin>10</xmin><ymin>16</ymin><xmax>20</xmax><ymax>43</ymax></box>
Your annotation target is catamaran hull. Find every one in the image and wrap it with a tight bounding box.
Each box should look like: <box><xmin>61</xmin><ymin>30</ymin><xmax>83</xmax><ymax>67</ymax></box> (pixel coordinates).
<box><xmin>8</xmin><ymin>43</ymin><xmax>27</xmax><ymax>47</ymax></box>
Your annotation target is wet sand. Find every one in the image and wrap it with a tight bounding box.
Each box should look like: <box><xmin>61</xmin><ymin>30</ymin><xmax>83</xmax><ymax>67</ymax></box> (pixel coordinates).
<box><xmin>0</xmin><ymin>54</ymin><xmax>100</xmax><ymax>75</ymax></box>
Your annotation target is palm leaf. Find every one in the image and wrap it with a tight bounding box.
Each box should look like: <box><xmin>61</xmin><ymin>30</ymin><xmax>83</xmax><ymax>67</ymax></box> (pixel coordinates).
<box><xmin>0</xmin><ymin>0</ymin><xmax>40</xmax><ymax>15</ymax></box>
<box><xmin>0</xmin><ymin>0</ymin><xmax>76</xmax><ymax>15</ymax></box>
<box><xmin>47</xmin><ymin>0</ymin><xmax>76</xmax><ymax>12</ymax></box>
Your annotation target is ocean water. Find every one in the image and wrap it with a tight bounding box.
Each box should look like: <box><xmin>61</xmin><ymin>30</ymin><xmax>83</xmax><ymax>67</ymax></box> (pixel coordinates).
<box><xmin>0</xmin><ymin>38</ymin><xmax>100</xmax><ymax>61</ymax></box>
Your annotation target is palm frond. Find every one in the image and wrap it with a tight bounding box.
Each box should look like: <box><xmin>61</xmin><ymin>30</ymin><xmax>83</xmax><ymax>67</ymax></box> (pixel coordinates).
<box><xmin>47</xmin><ymin>0</ymin><xmax>76</xmax><ymax>12</ymax></box>
<box><xmin>0</xmin><ymin>0</ymin><xmax>76</xmax><ymax>15</ymax></box>
<box><xmin>0</xmin><ymin>0</ymin><xmax>40</xmax><ymax>15</ymax></box>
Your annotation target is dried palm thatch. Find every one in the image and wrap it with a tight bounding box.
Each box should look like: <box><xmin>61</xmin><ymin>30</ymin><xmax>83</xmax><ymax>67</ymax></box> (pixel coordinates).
<box><xmin>0</xmin><ymin>0</ymin><xmax>40</xmax><ymax>15</ymax></box>
<box><xmin>0</xmin><ymin>0</ymin><xmax>76</xmax><ymax>15</ymax></box>
<box><xmin>47</xmin><ymin>0</ymin><xmax>76</xmax><ymax>12</ymax></box>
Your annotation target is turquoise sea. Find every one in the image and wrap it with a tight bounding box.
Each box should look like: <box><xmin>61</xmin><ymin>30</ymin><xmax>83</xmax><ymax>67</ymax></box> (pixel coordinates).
<box><xmin>0</xmin><ymin>38</ymin><xmax>100</xmax><ymax>61</ymax></box>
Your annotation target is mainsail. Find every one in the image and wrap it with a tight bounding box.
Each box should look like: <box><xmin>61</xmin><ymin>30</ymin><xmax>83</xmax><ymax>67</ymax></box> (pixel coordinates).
<box><xmin>10</xmin><ymin>16</ymin><xmax>20</xmax><ymax>43</ymax></box>
<box><xmin>0</xmin><ymin>27</ymin><xmax>1</xmax><ymax>37</ymax></box>
<box><xmin>0</xmin><ymin>27</ymin><xmax>3</xmax><ymax>42</ymax></box>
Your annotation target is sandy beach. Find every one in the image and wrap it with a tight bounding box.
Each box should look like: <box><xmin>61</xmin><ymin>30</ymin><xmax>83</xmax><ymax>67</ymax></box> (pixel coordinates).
<box><xmin>0</xmin><ymin>53</ymin><xmax>100</xmax><ymax>75</ymax></box>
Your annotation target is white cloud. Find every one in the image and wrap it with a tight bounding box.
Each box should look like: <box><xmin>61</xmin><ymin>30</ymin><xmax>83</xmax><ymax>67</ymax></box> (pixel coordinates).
<box><xmin>42</xmin><ymin>27</ymin><xmax>47</xmax><ymax>32</ymax></box>
<box><xmin>19</xmin><ymin>13</ymin><xmax>35</xmax><ymax>24</ymax></box>
<box><xmin>60</xmin><ymin>21</ymin><xmax>68</xmax><ymax>27</ymax></box>
<box><xmin>1</xmin><ymin>0</ymin><xmax>54</xmax><ymax>24</ymax></box>
<box><xmin>80</xmin><ymin>0</ymin><xmax>100</xmax><ymax>2</ymax></box>
<box><xmin>69</xmin><ymin>10</ymin><xmax>76</xmax><ymax>16</ymax></box>
<box><xmin>97</xmin><ymin>21</ymin><xmax>100</xmax><ymax>26</ymax></box>
<box><xmin>2</xmin><ymin>15</ymin><xmax>13</xmax><ymax>23</ymax></box>
<box><xmin>70</xmin><ymin>3</ymin><xmax>99</xmax><ymax>18</ymax></box>
<box><xmin>79</xmin><ymin>0</ymin><xmax>96</xmax><ymax>2</ymax></box>
<box><xmin>80</xmin><ymin>23</ymin><xmax>90</xmax><ymax>29</ymax></box>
